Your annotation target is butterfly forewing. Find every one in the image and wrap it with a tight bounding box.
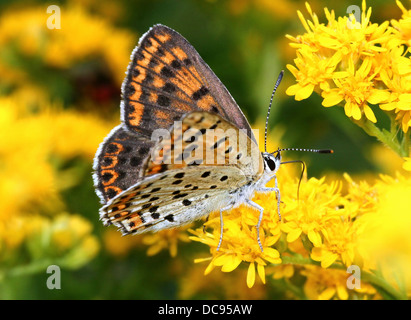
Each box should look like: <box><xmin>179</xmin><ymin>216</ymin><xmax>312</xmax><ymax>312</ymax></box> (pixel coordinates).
<box><xmin>122</xmin><ymin>24</ymin><xmax>256</xmax><ymax>143</ymax></box>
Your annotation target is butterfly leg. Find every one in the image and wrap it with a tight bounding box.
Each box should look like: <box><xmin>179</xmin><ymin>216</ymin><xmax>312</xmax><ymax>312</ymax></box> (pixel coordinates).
<box><xmin>245</xmin><ymin>199</ymin><xmax>264</xmax><ymax>252</ymax></box>
<box><xmin>203</xmin><ymin>214</ymin><xmax>210</xmax><ymax>234</ymax></box>
<box><xmin>216</xmin><ymin>204</ymin><xmax>234</xmax><ymax>251</ymax></box>
<box><xmin>257</xmin><ymin>174</ymin><xmax>281</xmax><ymax>221</ymax></box>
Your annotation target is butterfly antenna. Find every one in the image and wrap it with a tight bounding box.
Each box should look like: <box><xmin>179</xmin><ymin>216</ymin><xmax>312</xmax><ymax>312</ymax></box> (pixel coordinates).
<box><xmin>265</xmin><ymin>70</ymin><xmax>284</xmax><ymax>153</ymax></box>
<box><xmin>276</xmin><ymin>148</ymin><xmax>334</xmax><ymax>154</ymax></box>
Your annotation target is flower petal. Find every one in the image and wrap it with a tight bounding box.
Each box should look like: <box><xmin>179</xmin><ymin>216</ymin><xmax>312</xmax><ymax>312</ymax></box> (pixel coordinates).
<box><xmin>344</xmin><ymin>102</ymin><xmax>352</xmax><ymax>117</ymax></box>
<box><xmin>295</xmin><ymin>83</ymin><xmax>315</xmax><ymax>101</ymax></box>
<box><xmin>321</xmin><ymin>252</ymin><xmax>338</xmax><ymax>268</ymax></box>
<box><xmin>322</xmin><ymin>92</ymin><xmax>343</xmax><ymax>107</ymax></box>
<box><xmin>379</xmin><ymin>102</ymin><xmax>397</xmax><ymax>111</ymax></box>
<box><xmin>221</xmin><ymin>255</ymin><xmax>242</xmax><ymax>272</ymax></box>
<box><xmin>367</xmin><ymin>90</ymin><xmax>390</xmax><ymax>104</ymax></box>
<box><xmin>307</xmin><ymin>229</ymin><xmax>322</xmax><ymax>247</ymax></box>
<box><xmin>318</xmin><ymin>287</ymin><xmax>336</xmax><ymax>300</ymax></box>
<box><xmin>337</xmin><ymin>284</ymin><xmax>349</xmax><ymax>300</ymax></box>
<box><xmin>257</xmin><ymin>263</ymin><xmax>266</xmax><ymax>284</ymax></box>
<box><xmin>311</xmin><ymin>247</ymin><xmax>322</xmax><ymax>261</ymax></box>
<box><xmin>287</xmin><ymin>228</ymin><xmax>302</xmax><ymax>243</ymax></box>
<box><xmin>247</xmin><ymin>262</ymin><xmax>256</xmax><ymax>288</ymax></box>
<box><xmin>403</xmin><ymin>157</ymin><xmax>411</xmax><ymax>171</ymax></box>
<box><xmin>286</xmin><ymin>83</ymin><xmax>301</xmax><ymax>96</ymax></box>
<box><xmin>286</xmin><ymin>64</ymin><xmax>299</xmax><ymax>77</ymax></box>
<box><xmin>351</xmin><ymin>104</ymin><xmax>362</xmax><ymax>120</ymax></box>
<box><xmin>397</xmin><ymin>96</ymin><xmax>411</xmax><ymax>110</ymax></box>
<box><xmin>363</xmin><ymin>104</ymin><xmax>377</xmax><ymax>123</ymax></box>
<box><xmin>204</xmin><ymin>261</ymin><xmax>215</xmax><ymax>275</ymax></box>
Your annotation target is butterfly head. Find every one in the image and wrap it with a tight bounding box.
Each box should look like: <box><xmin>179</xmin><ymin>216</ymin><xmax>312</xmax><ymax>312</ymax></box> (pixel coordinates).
<box><xmin>262</xmin><ymin>150</ymin><xmax>281</xmax><ymax>175</ymax></box>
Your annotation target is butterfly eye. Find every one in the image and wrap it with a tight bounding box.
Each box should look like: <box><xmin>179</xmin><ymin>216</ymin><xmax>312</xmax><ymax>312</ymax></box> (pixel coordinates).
<box><xmin>266</xmin><ymin>157</ymin><xmax>276</xmax><ymax>171</ymax></box>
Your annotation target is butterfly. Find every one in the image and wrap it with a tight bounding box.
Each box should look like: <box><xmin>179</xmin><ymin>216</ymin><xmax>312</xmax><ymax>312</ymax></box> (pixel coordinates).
<box><xmin>93</xmin><ymin>24</ymin><xmax>331</xmax><ymax>251</ymax></box>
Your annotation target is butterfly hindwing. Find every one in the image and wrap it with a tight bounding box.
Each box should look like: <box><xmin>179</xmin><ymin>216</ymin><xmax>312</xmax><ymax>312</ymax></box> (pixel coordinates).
<box><xmin>121</xmin><ymin>24</ymin><xmax>256</xmax><ymax>142</ymax></box>
<box><xmin>100</xmin><ymin>166</ymin><xmax>249</xmax><ymax>235</ymax></box>
<box><xmin>93</xmin><ymin>125</ymin><xmax>155</xmax><ymax>203</ymax></box>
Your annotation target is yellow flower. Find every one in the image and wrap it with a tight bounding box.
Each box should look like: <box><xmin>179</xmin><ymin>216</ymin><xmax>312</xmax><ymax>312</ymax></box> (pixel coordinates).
<box><xmin>286</xmin><ymin>0</ymin><xmax>411</xmax><ymax>132</ymax></box>
<box><xmin>45</xmin><ymin>214</ymin><xmax>100</xmax><ymax>269</ymax></box>
<box><xmin>0</xmin><ymin>95</ymin><xmax>114</xmax><ymax>220</ymax></box>
<box><xmin>321</xmin><ymin>58</ymin><xmax>390</xmax><ymax>123</ymax></box>
<box><xmin>189</xmin><ymin>197</ymin><xmax>282</xmax><ymax>288</ymax></box>
<box><xmin>286</xmin><ymin>48</ymin><xmax>344</xmax><ymax>101</ymax></box>
<box><xmin>0</xmin><ymin>217</ymin><xmax>31</xmax><ymax>251</ymax></box>
<box><xmin>270</xmin><ymin>264</ymin><xmax>295</xmax><ymax>280</ymax></box>
<box><xmin>0</xmin><ymin>97</ymin><xmax>58</xmax><ymax>218</ymax></box>
<box><xmin>142</xmin><ymin>226</ymin><xmax>191</xmax><ymax>257</ymax></box>
<box><xmin>280</xmin><ymin>177</ymin><xmax>343</xmax><ymax>247</ymax></box>
<box><xmin>48</xmin><ymin>108</ymin><xmax>117</xmax><ymax>161</ymax></box>
<box><xmin>103</xmin><ymin>229</ymin><xmax>143</xmax><ymax>258</ymax></box>
<box><xmin>343</xmin><ymin>173</ymin><xmax>378</xmax><ymax>218</ymax></box>
<box><xmin>403</xmin><ymin>157</ymin><xmax>411</xmax><ymax>171</ymax></box>
<box><xmin>0</xmin><ymin>91</ymin><xmax>108</xmax><ymax>271</ymax></box>
<box><xmin>0</xmin><ymin>5</ymin><xmax>133</xmax><ymax>86</ymax></box>
<box><xmin>391</xmin><ymin>0</ymin><xmax>411</xmax><ymax>47</ymax></box>
<box><xmin>357</xmin><ymin>173</ymin><xmax>411</xmax><ymax>292</ymax></box>
<box><xmin>310</xmin><ymin>217</ymin><xmax>358</xmax><ymax>268</ymax></box>
<box><xmin>179</xmin><ymin>264</ymin><xmax>267</xmax><ymax>299</ymax></box>
<box><xmin>301</xmin><ymin>265</ymin><xmax>377</xmax><ymax>300</ymax></box>
<box><xmin>3</xmin><ymin>213</ymin><xmax>100</xmax><ymax>269</ymax></box>
<box><xmin>379</xmin><ymin>74</ymin><xmax>411</xmax><ymax>133</ymax></box>
<box><xmin>370</xmin><ymin>144</ymin><xmax>408</xmax><ymax>175</ymax></box>
<box><xmin>51</xmin><ymin>214</ymin><xmax>93</xmax><ymax>252</ymax></box>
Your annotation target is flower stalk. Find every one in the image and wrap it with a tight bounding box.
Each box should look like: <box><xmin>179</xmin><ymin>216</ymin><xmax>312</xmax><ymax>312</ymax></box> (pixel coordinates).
<box><xmin>354</xmin><ymin>115</ymin><xmax>409</xmax><ymax>157</ymax></box>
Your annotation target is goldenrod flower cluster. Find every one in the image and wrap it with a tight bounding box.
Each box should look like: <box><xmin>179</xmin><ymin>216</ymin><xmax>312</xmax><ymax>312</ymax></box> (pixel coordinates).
<box><xmin>285</xmin><ymin>0</ymin><xmax>410</xmax><ymax>163</ymax></box>
<box><xmin>188</xmin><ymin>157</ymin><xmax>410</xmax><ymax>299</ymax></box>
<box><xmin>159</xmin><ymin>2</ymin><xmax>411</xmax><ymax>299</ymax></box>
<box><xmin>0</xmin><ymin>5</ymin><xmax>133</xmax><ymax>86</ymax></box>
<box><xmin>286</xmin><ymin>1</ymin><xmax>410</xmax><ymax>129</ymax></box>
<box><xmin>0</xmin><ymin>4</ymin><xmax>132</xmax><ymax>282</ymax></box>
<box><xmin>140</xmin><ymin>103</ymin><xmax>410</xmax><ymax>299</ymax></box>
<box><xmin>0</xmin><ymin>94</ymin><xmax>103</xmax><ymax>278</ymax></box>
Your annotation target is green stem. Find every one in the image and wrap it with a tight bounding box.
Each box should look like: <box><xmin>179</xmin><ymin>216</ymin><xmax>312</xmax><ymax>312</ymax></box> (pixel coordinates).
<box><xmin>354</xmin><ymin>117</ymin><xmax>406</xmax><ymax>157</ymax></box>
<box><xmin>359</xmin><ymin>270</ymin><xmax>407</xmax><ymax>300</ymax></box>
<box><xmin>280</xmin><ymin>255</ymin><xmax>406</xmax><ymax>300</ymax></box>
<box><xmin>401</xmin><ymin>129</ymin><xmax>410</xmax><ymax>157</ymax></box>
<box><xmin>0</xmin><ymin>258</ymin><xmax>54</xmax><ymax>282</ymax></box>
<box><xmin>387</xmin><ymin>112</ymin><xmax>410</xmax><ymax>157</ymax></box>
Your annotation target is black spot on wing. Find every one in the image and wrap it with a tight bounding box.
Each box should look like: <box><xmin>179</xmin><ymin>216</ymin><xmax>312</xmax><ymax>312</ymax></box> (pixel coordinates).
<box><xmin>161</xmin><ymin>66</ymin><xmax>174</xmax><ymax>78</ymax></box>
<box><xmin>174</xmin><ymin>172</ymin><xmax>185</xmax><ymax>179</ymax></box>
<box><xmin>201</xmin><ymin>171</ymin><xmax>211</xmax><ymax>178</ymax></box>
<box><xmin>164</xmin><ymin>214</ymin><xmax>174</xmax><ymax>222</ymax></box>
